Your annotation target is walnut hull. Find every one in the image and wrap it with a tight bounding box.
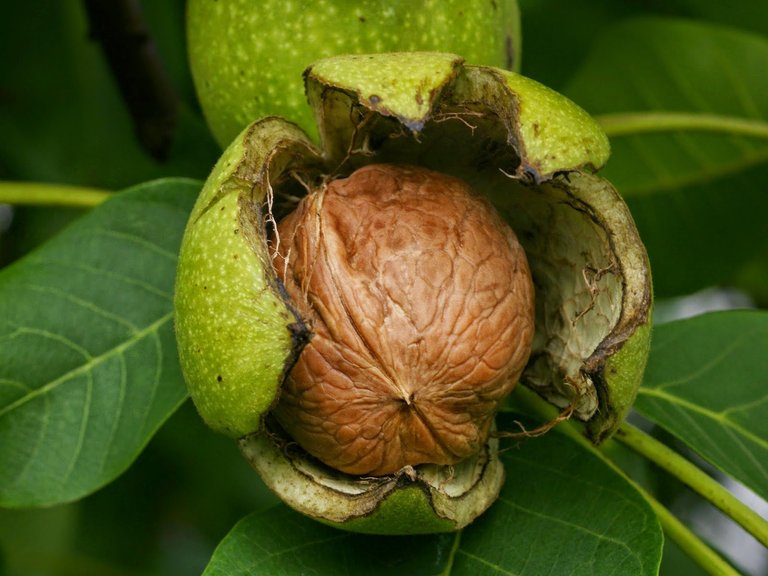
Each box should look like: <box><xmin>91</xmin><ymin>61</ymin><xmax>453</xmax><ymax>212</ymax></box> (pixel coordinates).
<box><xmin>272</xmin><ymin>164</ymin><xmax>535</xmax><ymax>476</ymax></box>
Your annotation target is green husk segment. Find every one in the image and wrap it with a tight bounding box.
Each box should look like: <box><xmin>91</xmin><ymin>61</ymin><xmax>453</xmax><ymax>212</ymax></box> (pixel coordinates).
<box><xmin>340</xmin><ymin>487</ymin><xmax>456</xmax><ymax>534</ymax></box>
<box><xmin>308</xmin><ymin>52</ymin><xmax>462</xmax><ymax>131</ymax></box>
<box><xmin>306</xmin><ymin>53</ymin><xmax>610</xmax><ymax>179</ymax></box>
<box><xmin>497</xmin><ymin>70</ymin><xmax>610</xmax><ymax>176</ymax></box>
<box><xmin>239</xmin><ymin>430</ymin><xmax>504</xmax><ymax>534</ymax></box>
<box><xmin>561</xmin><ymin>173</ymin><xmax>652</xmax><ymax>442</ymax></box>
<box><xmin>447</xmin><ymin>66</ymin><xmax>610</xmax><ymax>178</ymax></box>
<box><xmin>589</xmin><ymin>319</ymin><xmax>652</xmax><ymax>442</ymax></box>
<box><xmin>517</xmin><ymin>172</ymin><xmax>652</xmax><ymax>441</ymax></box>
<box><xmin>174</xmin><ymin>118</ymin><xmax>321</xmax><ymax>438</ymax></box>
<box><xmin>306</xmin><ymin>53</ymin><xmax>464</xmax><ymax>162</ymax></box>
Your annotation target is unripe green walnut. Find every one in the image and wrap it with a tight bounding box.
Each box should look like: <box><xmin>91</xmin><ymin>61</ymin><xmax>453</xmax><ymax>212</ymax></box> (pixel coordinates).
<box><xmin>174</xmin><ymin>53</ymin><xmax>652</xmax><ymax>534</ymax></box>
<box><xmin>187</xmin><ymin>0</ymin><xmax>521</xmax><ymax>145</ymax></box>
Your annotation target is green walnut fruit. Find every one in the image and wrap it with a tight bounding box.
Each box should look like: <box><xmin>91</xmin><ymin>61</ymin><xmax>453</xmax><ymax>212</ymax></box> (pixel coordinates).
<box><xmin>174</xmin><ymin>52</ymin><xmax>652</xmax><ymax>534</ymax></box>
<box><xmin>187</xmin><ymin>0</ymin><xmax>521</xmax><ymax>146</ymax></box>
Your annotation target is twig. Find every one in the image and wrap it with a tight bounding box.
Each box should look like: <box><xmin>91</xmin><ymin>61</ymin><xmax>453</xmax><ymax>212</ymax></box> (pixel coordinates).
<box><xmin>83</xmin><ymin>0</ymin><xmax>178</xmax><ymax>160</ymax></box>
<box><xmin>615</xmin><ymin>422</ymin><xmax>768</xmax><ymax>548</ymax></box>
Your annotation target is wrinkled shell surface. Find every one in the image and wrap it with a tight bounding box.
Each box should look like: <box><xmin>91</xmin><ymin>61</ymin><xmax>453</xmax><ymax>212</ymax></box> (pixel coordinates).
<box><xmin>272</xmin><ymin>164</ymin><xmax>535</xmax><ymax>476</ymax></box>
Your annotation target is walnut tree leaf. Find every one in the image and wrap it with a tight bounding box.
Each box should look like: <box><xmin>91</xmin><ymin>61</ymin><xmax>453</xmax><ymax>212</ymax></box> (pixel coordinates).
<box><xmin>0</xmin><ymin>178</ymin><xmax>199</xmax><ymax>506</ymax></box>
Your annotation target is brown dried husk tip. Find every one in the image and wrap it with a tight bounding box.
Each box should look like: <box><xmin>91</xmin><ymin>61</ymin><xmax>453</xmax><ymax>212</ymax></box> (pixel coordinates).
<box><xmin>270</xmin><ymin>163</ymin><xmax>536</xmax><ymax>476</ymax></box>
<box><xmin>494</xmin><ymin>400</ymin><xmax>577</xmax><ymax>442</ymax></box>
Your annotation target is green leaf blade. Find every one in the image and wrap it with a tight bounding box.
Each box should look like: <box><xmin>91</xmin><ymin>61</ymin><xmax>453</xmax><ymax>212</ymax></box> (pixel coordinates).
<box><xmin>635</xmin><ymin>310</ymin><xmax>768</xmax><ymax>501</ymax></box>
<box><xmin>202</xmin><ymin>421</ymin><xmax>662</xmax><ymax>576</ymax></box>
<box><xmin>454</xmin><ymin>423</ymin><xmax>661</xmax><ymax>576</ymax></box>
<box><xmin>204</xmin><ymin>508</ymin><xmax>453</xmax><ymax>576</ymax></box>
<box><xmin>0</xmin><ymin>178</ymin><xmax>199</xmax><ymax>507</ymax></box>
<box><xmin>568</xmin><ymin>17</ymin><xmax>768</xmax><ymax>125</ymax></box>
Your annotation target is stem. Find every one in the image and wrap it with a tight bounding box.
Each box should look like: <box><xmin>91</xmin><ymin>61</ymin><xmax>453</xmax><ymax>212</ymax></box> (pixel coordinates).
<box><xmin>439</xmin><ymin>530</ymin><xmax>463</xmax><ymax>576</ymax></box>
<box><xmin>596</xmin><ymin>111</ymin><xmax>768</xmax><ymax>140</ymax></box>
<box><xmin>0</xmin><ymin>182</ymin><xmax>110</xmax><ymax>208</ymax></box>
<box><xmin>510</xmin><ymin>388</ymin><xmax>740</xmax><ymax>575</ymax></box>
<box><xmin>615</xmin><ymin>422</ymin><xmax>768</xmax><ymax>548</ymax></box>
<box><xmin>645</xmin><ymin>488</ymin><xmax>740</xmax><ymax>576</ymax></box>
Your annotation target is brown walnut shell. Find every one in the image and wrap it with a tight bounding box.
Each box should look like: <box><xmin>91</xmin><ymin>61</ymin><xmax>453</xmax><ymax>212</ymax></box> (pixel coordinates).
<box><xmin>272</xmin><ymin>164</ymin><xmax>535</xmax><ymax>476</ymax></box>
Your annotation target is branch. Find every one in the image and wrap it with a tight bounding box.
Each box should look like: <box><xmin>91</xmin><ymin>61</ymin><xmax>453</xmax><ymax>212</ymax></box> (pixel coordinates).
<box><xmin>643</xmin><ymin>486</ymin><xmax>741</xmax><ymax>576</ymax></box>
<box><xmin>615</xmin><ymin>422</ymin><xmax>768</xmax><ymax>548</ymax></box>
<box><xmin>596</xmin><ymin>111</ymin><xmax>768</xmax><ymax>140</ymax></box>
<box><xmin>83</xmin><ymin>0</ymin><xmax>178</xmax><ymax>161</ymax></box>
<box><xmin>0</xmin><ymin>182</ymin><xmax>109</xmax><ymax>208</ymax></box>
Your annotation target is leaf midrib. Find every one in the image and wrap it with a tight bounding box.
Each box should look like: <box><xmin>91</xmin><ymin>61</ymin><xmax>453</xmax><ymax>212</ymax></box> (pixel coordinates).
<box><xmin>0</xmin><ymin>312</ymin><xmax>173</xmax><ymax>419</ymax></box>
<box><xmin>637</xmin><ymin>387</ymin><xmax>768</xmax><ymax>451</ymax></box>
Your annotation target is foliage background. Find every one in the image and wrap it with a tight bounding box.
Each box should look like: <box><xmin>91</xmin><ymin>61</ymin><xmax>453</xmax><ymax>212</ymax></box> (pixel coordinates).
<box><xmin>0</xmin><ymin>1</ymin><xmax>766</xmax><ymax>575</ymax></box>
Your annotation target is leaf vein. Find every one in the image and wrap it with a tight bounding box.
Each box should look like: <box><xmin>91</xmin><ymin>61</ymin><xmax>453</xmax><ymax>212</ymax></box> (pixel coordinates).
<box><xmin>99</xmin><ymin>352</ymin><xmax>128</xmax><ymax>475</ymax></box>
<box><xmin>7</xmin><ymin>391</ymin><xmax>51</xmax><ymax>491</ymax></box>
<box><xmin>3</xmin><ymin>326</ymin><xmax>92</xmax><ymax>361</ymax></box>
<box><xmin>89</xmin><ymin>229</ymin><xmax>178</xmax><ymax>261</ymax></box>
<box><xmin>0</xmin><ymin>313</ymin><xmax>172</xmax><ymax>419</ymax></box>
<box><xmin>28</xmin><ymin>257</ymin><xmax>173</xmax><ymax>300</ymax></box>
<box><xmin>23</xmin><ymin>283</ymin><xmax>139</xmax><ymax>332</ymax></box>
<box><xmin>240</xmin><ymin>533</ymin><xmax>350</xmax><ymax>570</ymax></box>
<box><xmin>497</xmin><ymin>497</ymin><xmax>644</xmax><ymax>572</ymax></box>
<box><xmin>0</xmin><ymin>379</ymin><xmax>32</xmax><ymax>393</ymax></box>
<box><xmin>638</xmin><ymin>388</ymin><xmax>768</xmax><ymax>450</ymax></box>
<box><xmin>137</xmin><ymin>330</ymin><xmax>163</xmax><ymax>438</ymax></box>
<box><xmin>502</xmin><ymin>454</ymin><xmax>647</xmax><ymax>515</ymax></box>
<box><xmin>720</xmin><ymin>421</ymin><xmax>768</xmax><ymax>480</ymax></box>
<box><xmin>650</xmin><ymin>331</ymin><xmax>752</xmax><ymax>392</ymax></box>
<box><xmin>62</xmin><ymin>370</ymin><xmax>93</xmax><ymax>484</ymax></box>
<box><xmin>455</xmin><ymin>549</ymin><xmax>518</xmax><ymax>575</ymax></box>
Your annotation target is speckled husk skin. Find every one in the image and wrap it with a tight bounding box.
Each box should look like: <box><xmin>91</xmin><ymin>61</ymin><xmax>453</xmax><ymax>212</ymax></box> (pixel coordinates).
<box><xmin>174</xmin><ymin>53</ymin><xmax>652</xmax><ymax>534</ymax></box>
<box><xmin>175</xmin><ymin>120</ymin><xmax>320</xmax><ymax>437</ymax></box>
<box><xmin>187</xmin><ymin>0</ymin><xmax>521</xmax><ymax>145</ymax></box>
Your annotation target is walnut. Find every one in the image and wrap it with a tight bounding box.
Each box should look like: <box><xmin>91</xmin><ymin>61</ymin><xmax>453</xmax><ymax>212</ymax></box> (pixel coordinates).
<box><xmin>272</xmin><ymin>164</ymin><xmax>535</xmax><ymax>476</ymax></box>
<box><xmin>175</xmin><ymin>54</ymin><xmax>652</xmax><ymax>532</ymax></box>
